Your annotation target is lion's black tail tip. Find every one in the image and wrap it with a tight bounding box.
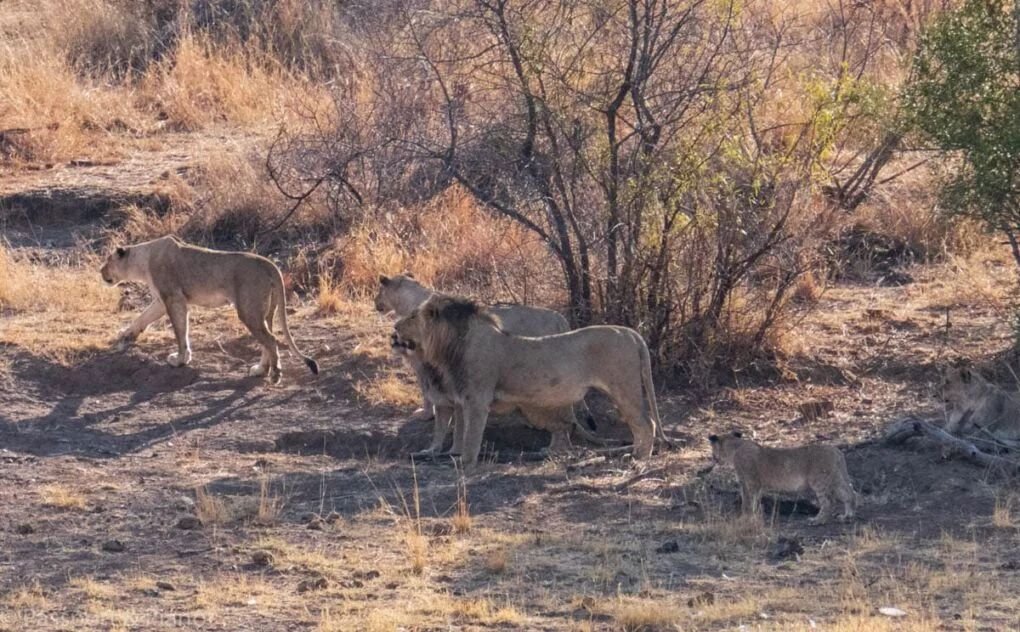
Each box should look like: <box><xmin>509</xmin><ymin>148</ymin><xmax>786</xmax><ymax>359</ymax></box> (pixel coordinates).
<box><xmin>306</xmin><ymin>358</ymin><xmax>320</xmax><ymax>375</ymax></box>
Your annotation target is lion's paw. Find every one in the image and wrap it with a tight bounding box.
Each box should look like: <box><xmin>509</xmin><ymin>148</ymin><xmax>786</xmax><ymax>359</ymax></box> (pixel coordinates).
<box><xmin>167</xmin><ymin>351</ymin><xmax>191</xmax><ymax>367</ymax></box>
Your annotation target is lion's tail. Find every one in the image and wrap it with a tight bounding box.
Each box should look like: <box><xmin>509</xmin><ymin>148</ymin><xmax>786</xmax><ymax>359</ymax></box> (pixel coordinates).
<box><xmin>272</xmin><ymin>272</ymin><xmax>319</xmax><ymax>375</ymax></box>
<box><xmin>638</xmin><ymin>337</ymin><xmax>671</xmax><ymax>449</ymax></box>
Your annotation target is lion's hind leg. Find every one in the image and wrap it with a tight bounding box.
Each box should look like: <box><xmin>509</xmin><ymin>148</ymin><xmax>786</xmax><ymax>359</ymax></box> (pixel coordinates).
<box><xmin>164</xmin><ymin>297</ymin><xmax>192</xmax><ymax>367</ymax></box>
<box><xmin>240</xmin><ymin>302</ymin><xmax>281</xmax><ymax>384</ymax></box>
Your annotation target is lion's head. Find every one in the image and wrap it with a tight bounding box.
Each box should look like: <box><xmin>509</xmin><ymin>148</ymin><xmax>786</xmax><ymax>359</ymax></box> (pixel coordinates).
<box><xmin>100</xmin><ymin>245</ymin><xmax>138</xmax><ymax>285</ymax></box>
<box><xmin>393</xmin><ymin>294</ymin><xmax>501</xmax><ymax>389</ymax></box>
<box><xmin>942</xmin><ymin>365</ymin><xmax>983</xmax><ymax>408</ymax></box>
<box><xmin>708</xmin><ymin>431</ymin><xmax>745</xmax><ymax>465</ymax></box>
<box><xmin>375</xmin><ymin>273</ymin><xmax>429</xmax><ymax>315</ymax></box>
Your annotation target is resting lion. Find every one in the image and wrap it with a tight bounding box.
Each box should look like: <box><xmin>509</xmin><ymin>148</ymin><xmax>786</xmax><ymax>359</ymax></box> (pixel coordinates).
<box><xmin>393</xmin><ymin>294</ymin><xmax>659</xmax><ymax>465</ymax></box>
<box><xmin>100</xmin><ymin>235</ymin><xmax>319</xmax><ymax>384</ymax></box>
<box><xmin>709</xmin><ymin>432</ymin><xmax>855</xmax><ymax>524</ymax></box>
<box><xmin>376</xmin><ymin>274</ymin><xmax>593</xmax><ymax>456</ymax></box>
<box><xmin>942</xmin><ymin>366</ymin><xmax>1020</xmax><ymax>441</ymax></box>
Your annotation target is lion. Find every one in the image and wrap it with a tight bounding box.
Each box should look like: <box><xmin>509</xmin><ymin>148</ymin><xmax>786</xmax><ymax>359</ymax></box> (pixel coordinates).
<box><xmin>942</xmin><ymin>366</ymin><xmax>1020</xmax><ymax>441</ymax></box>
<box><xmin>377</xmin><ymin>274</ymin><xmax>599</xmax><ymax>456</ymax></box>
<box><xmin>708</xmin><ymin>432</ymin><xmax>856</xmax><ymax>524</ymax></box>
<box><xmin>392</xmin><ymin>294</ymin><xmax>660</xmax><ymax>466</ymax></box>
<box><xmin>100</xmin><ymin>235</ymin><xmax>319</xmax><ymax>384</ymax></box>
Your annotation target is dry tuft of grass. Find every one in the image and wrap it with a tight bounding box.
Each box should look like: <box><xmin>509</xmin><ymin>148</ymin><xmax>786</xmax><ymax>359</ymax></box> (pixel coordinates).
<box><xmin>69</xmin><ymin>576</ymin><xmax>117</xmax><ymax>601</ymax></box>
<box><xmin>483</xmin><ymin>548</ymin><xmax>508</xmax><ymax>575</ymax></box>
<box><xmin>194</xmin><ymin>573</ymin><xmax>278</xmax><ymax>612</ymax></box>
<box><xmin>404</xmin><ymin>530</ymin><xmax>428</xmax><ymax>576</ymax></box>
<box><xmin>316</xmin><ymin>274</ymin><xmax>346</xmax><ymax>315</ymax></box>
<box><xmin>992</xmin><ymin>495</ymin><xmax>1016</xmax><ymax>529</ymax></box>
<box><xmin>0</xmin><ymin>245</ymin><xmax>117</xmax><ymax>315</ymax></box>
<box><xmin>445</xmin><ymin>597</ymin><xmax>524</xmax><ymax>625</ymax></box>
<box><xmin>193</xmin><ymin>485</ymin><xmax>230</xmax><ymax>526</ymax></box>
<box><xmin>256</xmin><ymin>476</ymin><xmax>286</xmax><ymax>526</ymax></box>
<box><xmin>3</xmin><ymin>580</ymin><xmax>50</xmax><ymax>611</ymax></box>
<box><xmin>452</xmin><ymin>481</ymin><xmax>472</xmax><ymax>535</ymax></box>
<box><xmin>612</xmin><ymin>597</ymin><xmax>684</xmax><ymax>631</ymax></box>
<box><xmin>40</xmin><ymin>484</ymin><xmax>88</xmax><ymax>510</ymax></box>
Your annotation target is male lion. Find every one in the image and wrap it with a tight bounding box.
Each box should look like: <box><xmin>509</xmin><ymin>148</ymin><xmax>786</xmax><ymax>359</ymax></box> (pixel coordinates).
<box><xmin>376</xmin><ymin>274</ymin><xmax>591</xmax><ymax>456</ymax></box>
<box><xmin>942</xmin><ymin>365</ymin><xmax>1020</xmax><ymax>441</ymax></box>
<box><xmin>100</xmin><ymin>235</ymin><xmax>319</xmax><ymax>384</ymax></box>
<box><xmin>709</xmin><ymin>432</ymin><xmax>855</xmax><ymax>525</ymax></box>
<box><xmin>393</xmin><ymin>294</ymin><xmax>659</xmax><ymax>466</ymax></box>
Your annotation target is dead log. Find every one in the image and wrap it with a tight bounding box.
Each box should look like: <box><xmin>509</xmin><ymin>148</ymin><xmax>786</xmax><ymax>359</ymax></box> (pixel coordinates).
<box><xmin>883</xmin><ymin>417</ymin><xmax>1020</xmax><ymax>473</ymax></box>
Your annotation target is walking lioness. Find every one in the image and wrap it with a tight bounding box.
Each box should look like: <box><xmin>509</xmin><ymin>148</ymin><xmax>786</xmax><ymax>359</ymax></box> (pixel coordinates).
<box><xmin>100</xmin><ymin>235</ymin><xmax>319</xmax><ymax>383</ymax></box>
<box><xmin>709</xmin><ymin>432</ymin><xmax>855</xmax><ymax>524</ymax></box>
<box><xmin>393</xmin><ymin>294</ymin><xmax>660</xmax><ymax>466</ymax></box>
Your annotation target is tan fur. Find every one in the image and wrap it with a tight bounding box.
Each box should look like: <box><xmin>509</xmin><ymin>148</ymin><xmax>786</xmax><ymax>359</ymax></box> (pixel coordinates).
<box><xmin>942</xmin><ymin>366</ymin><xmax>1020</xmax><ymax>441</ymax></box>
<box><xmin>377</xmin><ymin>274</ymin><xmax>583</xmax><ymax>456</ymax></box>
<box><xmin>100</xmin><ymin>235</ymin><xmax>318</xmax><ymax>383</ymax></box>
<box><xmin>394</xmin><ymin>294</ymin><xmax>659</xmax><ymax>466</ymax></box>
<box><xmin>709</xmin><ymin>433</ymin><xmax>855</xmax><ymax>524</ymax></box>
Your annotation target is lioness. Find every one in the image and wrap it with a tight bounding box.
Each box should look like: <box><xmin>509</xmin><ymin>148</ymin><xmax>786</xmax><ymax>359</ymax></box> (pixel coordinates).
<box><xmin>376</xmin><ymin>274</ymin><xmax>584</xmax><ymax>456</ymax></box>
<box><xmin>709</xmin><ymin>432</ymin><xmax>855</xmax><ymax>524</ymax></box>
<box><xmin>943</xmin><ymin>366</ymin><xmax>1020</xmax><ymax>441</ymax></box>
<box><xmin>393</xmin><ymin>294</ymin><xmax>659</xmax><ymax>466</ymax></box>
<box><xmin>100</xmin><ymin>235</ymin><xmax>319</xmax><ymax>384</ymax></box>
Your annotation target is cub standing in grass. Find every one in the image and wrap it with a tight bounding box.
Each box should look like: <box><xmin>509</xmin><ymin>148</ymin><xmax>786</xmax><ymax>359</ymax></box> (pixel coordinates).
<box><xmin>100</xmin><ymin>235</ymin><xmax>319</xmax><ymax>384</ymax></box>
<box><xmin>708</xmin><ymin>431</ymin><xmax>856</xmax><ymax>524</ymax></box>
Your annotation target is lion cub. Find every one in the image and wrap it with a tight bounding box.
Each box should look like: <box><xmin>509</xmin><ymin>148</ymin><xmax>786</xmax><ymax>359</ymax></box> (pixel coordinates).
<box><xmin>942</xmin><ymin>366</ymin><xmax>1020</xmax><ymax>441</ymax></box>
<box><xmin>709</xmin><ymin>432</ymin><xmax>855</xmax><ymax>524</ymax></box>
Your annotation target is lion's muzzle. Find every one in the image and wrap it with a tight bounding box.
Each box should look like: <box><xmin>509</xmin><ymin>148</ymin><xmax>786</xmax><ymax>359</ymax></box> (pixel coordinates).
<box><xmin>390</xmin><ymin>331</ymin><xmax>416</xmax><ymax>351</ymax></box>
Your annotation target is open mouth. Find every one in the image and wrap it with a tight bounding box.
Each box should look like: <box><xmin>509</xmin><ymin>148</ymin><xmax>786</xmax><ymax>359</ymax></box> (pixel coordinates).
<box><xmin>390</xmin><ymin>332</ymin><xmax>416</xmax><ymax>351</ymax></box>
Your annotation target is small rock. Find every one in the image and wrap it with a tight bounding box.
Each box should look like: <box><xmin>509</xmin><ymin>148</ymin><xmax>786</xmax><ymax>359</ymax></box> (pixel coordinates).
<box><xmin>15</xmin><ymin>523</ymin><xmax>34</xmax><ymax>535</ymax></box>
<box><xmin>770</xmin><ymin>536</ymin><xmax>804</xmax><ymax>561</ymax></box>
<box><xmin>688</xmin><ymin>591</ymin><xmax>715</xmax><ymax>608</ymax></box>
<box><xmin>878</xmin><ymin>607</ymin><xmax>907</xmax><ymax>618</ymax></box>
<box><xmin>354</xmin><ymin>569</ymin><xmax>381</xmax><ymax>581</ymax></box>
<box><xmin>176</xmin><ymin>516</ymin><xmax>202</xmax><ymax>530</ymax></box>
<box><xmin>101</xmin><ymin>539</ymin><xmax>126</xmax><ymax>553</ymax></box>
<box><xmin>385</xmin><ymin>581</ymin><xmax>399</xmax><ymax>590</ymax></box>
<box><xmin>655</xmin><ymin>540</ymin><xmax>680</xmax><ymax>554</ymax></box>
<box><xmin>251</xmin><ymin>550</ymin><xmax>275</xmax><ymax>567</ymax></box>
<box><xmin>1000</xmin><ymin>560</ymin><xmax>1020</xmax><ymax>571</ymax></box>
<box><xmin>156</xmin><ymin>581</ymin><xmax>176</xmax><ymax>591</ymax></box>
<box><xmin>324</xmin><ymin>511</ymin><xmax>342</xmax><ymax>524</ymax></box>
<box><xmin>306</xmin><ymin>517</ymin><xmax>326</xmax><ymax>531</ymax></box>
<box><xmin>340</xmin><ymin>579</ymin><xmax>364</xmax><ymax>589</ymax></box>
<box><xmin>142</xmin><ymin>589</ymin><xmax>161</xmax><ymax>598</ymax></box>
<box><xmin>297</xmin><ymin>576</ymin><xmax>329</xmax><ymax>593</ymax></box>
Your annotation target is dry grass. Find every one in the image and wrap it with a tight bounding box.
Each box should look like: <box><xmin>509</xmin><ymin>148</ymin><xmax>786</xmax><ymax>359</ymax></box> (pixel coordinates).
<box><xmin>316</xmin><ymin>274</ymin><xmax>346</xmax><ymax>315</ymax></box>
<box><xmin>336</xmin><ymin>185</ymin><xmax>556</xmax><ymax>301</ymax></box>
<box><xmin>611</xmin><ymin>597</ymin><xmax>684</xmax><ymax>631</ymax></box>
<box><xmin>194</xmin><ymin>573</ymin><xmax>278</xmax><ymax>611</ymax></box>
<box><xmin>0</xmin><ymin>245</ymin><xmax>116</xmax><ymax>315</ymax></box>
<box><xmin>69</xmin><ymin>576</ymin><xmax>117</xmax><ymax>601</ymax></box>
<box><xmin>452</xmin><ymin>479</ymin><xmax>472</xmax><ymax>535</ymax></box>
<box><xmin>992</xmin><ymin>495</ymin><xmax>1016</xmax><ymax>529</ymax></box>
<box><xmin>39</xmin><ymin>484</ymin><xmax>87</xmax><ymax>510</ymax></box>
<box><xmin>193</xmin><ymin>485</ymin><xmax>230</xmax><ymax>526</ymax></box>
<box><xmin>354</xmin><ymin>369</ymin><xmax>421</xmax><ymax>408</ymax></box>
<box><xmin>3</xmin><ymin>580</ymin><xmax>50</xmax><ymax>611</ymax></box>
<box><xmin>483</xmin><ymin>548</ymin><xmax>508</xmax><ymax>575</ymax></box>
<box><xmin>256</xmin><ymin>476</ymin><xmax>286</xmax><ymax>527</ymax></box>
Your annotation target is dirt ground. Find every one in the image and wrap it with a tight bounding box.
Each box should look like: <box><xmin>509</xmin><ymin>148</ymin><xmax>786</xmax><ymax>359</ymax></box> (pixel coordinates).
<box><xmin>4</xmin><ymin>181</ymin><xmax>1020</xmax><ymax>630</ymax></box>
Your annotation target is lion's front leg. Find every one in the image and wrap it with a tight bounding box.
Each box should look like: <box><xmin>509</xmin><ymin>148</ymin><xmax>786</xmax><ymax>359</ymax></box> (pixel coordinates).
<box><xmin>117</xmin><ymin>299</ymin><xmax>166</xmax><ymax>350</ymax></box>
<box><xmin>415</xmin><ymin>405</ymin><xmax>453</xmax><ymax>457</ymax></box>
<box><xmin>459</xmin><ymin>396</ymin><xmax>491</xmax><ymax>467</ymax></box>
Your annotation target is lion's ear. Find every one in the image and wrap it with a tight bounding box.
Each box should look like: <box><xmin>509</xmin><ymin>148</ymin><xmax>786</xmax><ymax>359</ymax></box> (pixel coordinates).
<box><xmin>379</xmin><ymin>275</ymin><xmax>390</xmax><ymax>286</ymax></box>
<box><xmin>116</xmin><ymin>247</ymin><xmax>127</xmax><ymax>258</ymax></box>
<box><xmin>708</xmin><ymin>434</ymin><xmax>719</xmax><ymax>444</ymax></box>
<box><xmin>732</xmin><ymin>431</ymin><xmax>743</xmax><ymax>438</ymax></box>
<box><xmin>961</xmin><ymin>368</ymin><xmax>971</xmax><ymax>383</ymax></box>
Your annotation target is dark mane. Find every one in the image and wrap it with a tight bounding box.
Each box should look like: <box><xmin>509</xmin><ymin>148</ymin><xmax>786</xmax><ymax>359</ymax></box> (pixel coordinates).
<box><xmin>420</xmin><ymin>294</ymin><xmax>501</xmax><ymax>393</ymax></box>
